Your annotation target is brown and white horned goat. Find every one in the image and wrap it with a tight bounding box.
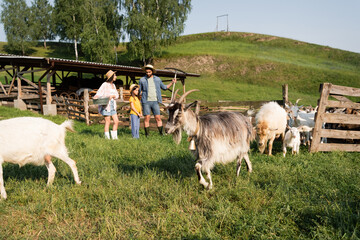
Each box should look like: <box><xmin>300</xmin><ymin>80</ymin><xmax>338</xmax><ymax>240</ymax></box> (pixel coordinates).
<box><xmin>165</xmin><ymin>89</ymin><xmax>254</xmax><ymax>189</ymax></box>
<box><xmin>0</xmin><ymin>117</ymin><xmax>81</xmax><ymax>200</ymax></box>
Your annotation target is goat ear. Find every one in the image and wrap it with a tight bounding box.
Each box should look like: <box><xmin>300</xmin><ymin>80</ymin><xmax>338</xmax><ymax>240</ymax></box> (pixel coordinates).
<box><xmin>184</xmin><ymin>101</ymin><xmax>198</xmax><ymax>111</ymax></box>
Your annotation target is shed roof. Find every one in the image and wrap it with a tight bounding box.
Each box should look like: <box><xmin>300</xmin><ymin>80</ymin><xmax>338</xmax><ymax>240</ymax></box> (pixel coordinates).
<box><xmin>0</xmin><ymin>53</ymin><xmax>200</xmax><ymax>79</ymax></box>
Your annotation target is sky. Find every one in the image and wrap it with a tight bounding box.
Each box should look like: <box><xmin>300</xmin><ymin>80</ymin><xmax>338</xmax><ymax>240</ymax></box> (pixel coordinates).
<box><xmin>1</xmin><ymin>0</ymin><xmax>360</xmax><ymax>53</ymax></box>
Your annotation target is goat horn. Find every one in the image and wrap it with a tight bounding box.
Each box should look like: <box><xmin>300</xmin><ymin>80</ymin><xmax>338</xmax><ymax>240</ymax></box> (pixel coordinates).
<box><xmin>171</xmin><ymin>89</ymin><xmax>180</xmax><ymax>103</ymax></box>
<box><xmin>178</xmin><ymin>89</ymin><xmax>200</xmax><ymax>103</ymax></box>
<box><xmin>295</xmin><ymin>98</ymin><xmax>301</xmax><ymax>105</ymax></box>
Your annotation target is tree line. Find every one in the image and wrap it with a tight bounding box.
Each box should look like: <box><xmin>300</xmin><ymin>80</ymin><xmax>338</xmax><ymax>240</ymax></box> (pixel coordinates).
<box><xmin>0</xmin><ymin>0</ymin><xmax>191</xmax><ymax>64</ymax></box>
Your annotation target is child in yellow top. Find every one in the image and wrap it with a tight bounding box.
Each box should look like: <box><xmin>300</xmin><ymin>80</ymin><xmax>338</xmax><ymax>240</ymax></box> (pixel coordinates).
<box><xmin>129</xmin><ymin>84</ymin><xmax>142</xmax><ymax>138</ymax></box>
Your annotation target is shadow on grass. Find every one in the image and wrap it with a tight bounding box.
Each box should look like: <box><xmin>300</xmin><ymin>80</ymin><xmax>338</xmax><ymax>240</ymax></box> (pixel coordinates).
<box><xmin>295</xmin><ymin>201</ymin><xmax>360</xmax><ymax>238</ymax></box>
<box><xmin>3</xmin><ymin>161</ymin><xmax>78</xmax><ymax>184</ymax></box>
<box><xmin>3</xmin><ymin>164</ymin><xmax>48</xmax><ymax>182</ymax></box>
<box><xmin>117</xmin><ymin>152</ymin><xmax>196</xmax><ymax>178</ymax></box>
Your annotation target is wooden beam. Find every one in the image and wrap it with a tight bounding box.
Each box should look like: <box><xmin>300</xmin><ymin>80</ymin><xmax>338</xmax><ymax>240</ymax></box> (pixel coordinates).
<box><xmin>17</xmin><ymin>75</ymin><xmax>39</xmax><ymax>89</ymax></box>
<box><xmin>329</xmin><ymin>83</ymin><xmax>360</xmax><ymax>97</ymax></box>
<box><xmin>282</xmin><ymin>84</ymin><xmax>288</xmax><ymax>105</ymax></box>
<box><xmin>37</xmin><ymin>68</ymin><xmax>52</xmax><ymax>82</ymax></box>
<box><xmin>18</xmin><ymin>68</ymin><xmax>47</xmax><ymax>75</ymax></box>
<box><xmin>0</xmin><ymin>82</ymin><xmax>7</xmax><ymax>95</ymax></box>
<box><xmin>7</xmin><ymin>75</ymin><xmax>16</xmax><ymax>95</ymax></box>
<box><xmin>310</xmin><ymin>83</ymin><xmax>331</xmax><ymax>153</ymax></box>
<box><xmin>319</xmin><ymin>129</ymin><xmax>360</xmax><ymax>139</ymax></box>
<box><xmin>38</xmin><ymin>79</ymin><xmax>44</xmax><ymax>114</ymax></box>
<box><xmin>322</xmin><ymin>113</ymin><xmax>360</xmax><ymax>125</ymax></box>
<box><xmin>0</xmin><ymin>66</ymin><xmax>16</xmax><ymax>72</ymax></box>
<box><xmin>326</xmin><ymin>100</ymin><xmax>360</xmax><ymax>110</ymax></box>
<box><xmin>17</xmin><ymin>77</ymin><xmax>22</xmax><ymax>99</ymax></box>
<box><xmin>315</xmin><ymin>143</ymin><xmax>360</xmax><ymax>152</ymax></box>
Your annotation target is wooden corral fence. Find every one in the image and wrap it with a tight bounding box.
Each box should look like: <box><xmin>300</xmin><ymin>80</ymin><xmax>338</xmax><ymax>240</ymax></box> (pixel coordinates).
<box><xmin>52</xmin><ymin>85</ymin><xmax>288</xmax><ymax>127</ymax></box>
<box><xmin>310</xmin><ymin>83</ymin><xmax>360</xmax><ymax>152</ymax></box>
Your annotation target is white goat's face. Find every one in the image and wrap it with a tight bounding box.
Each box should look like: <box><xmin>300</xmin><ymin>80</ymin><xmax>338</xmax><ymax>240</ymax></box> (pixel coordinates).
<box><xmin>165</xmin><ymin>102</ymin><xmax>184</xmax><ymax>134</ymax></box>
<box><xmin>289</xmin><ymin>127</ymin><xmax>300</xmax><ymax>138</ymax></box>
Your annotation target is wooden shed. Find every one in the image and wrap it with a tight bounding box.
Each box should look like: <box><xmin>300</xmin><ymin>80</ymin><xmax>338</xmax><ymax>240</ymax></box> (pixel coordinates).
<box><xmin>0</xmin><ymin>54</ymin><xmax>200</xmax><ymax>115</ymax></box>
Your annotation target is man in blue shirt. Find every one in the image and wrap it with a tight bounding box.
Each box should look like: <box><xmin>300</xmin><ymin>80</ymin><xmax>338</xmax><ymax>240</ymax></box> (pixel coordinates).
<box><xmin>139</xmin><ymin>64</ymin><xmax>176</xmax><ymax>136</ymax></box>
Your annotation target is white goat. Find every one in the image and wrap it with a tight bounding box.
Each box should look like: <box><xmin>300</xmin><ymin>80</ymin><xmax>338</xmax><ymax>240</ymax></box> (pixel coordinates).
<box><xmin>285</xmin><ymin>99</ymin><xmax>315</xmax><ymax>145</ymax></box>
<box><xmin>282</xmin><ymin>127</ymin><xmax>301</xmax><ymax>157</ymax></box>
<box><xmin>255</xmin><ymin>102</ymin><xmax>287</xmax><ymax>155</ymax></box>
<box><xmin>0</xmin><ymin>117</ymin><xmax>81</xmax><ymax>199</ymax></box>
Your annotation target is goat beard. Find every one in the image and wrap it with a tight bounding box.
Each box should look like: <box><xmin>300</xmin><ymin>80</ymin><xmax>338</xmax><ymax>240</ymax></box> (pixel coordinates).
<box><xmin>172</xmin><ymin>128</ymin><xmax>182</xmax><ymax>145</ymax></box>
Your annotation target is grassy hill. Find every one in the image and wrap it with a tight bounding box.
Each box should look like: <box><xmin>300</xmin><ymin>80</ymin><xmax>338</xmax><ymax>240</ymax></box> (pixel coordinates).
<box><xmin>155</xmin><ymin>32</ymin><xmax>360</xmax><ymax>105</ymax></box>
<box><xmin>1</xmin><ymin>32</ymin><xmax>360</xmax><ymax>105</ymax></box>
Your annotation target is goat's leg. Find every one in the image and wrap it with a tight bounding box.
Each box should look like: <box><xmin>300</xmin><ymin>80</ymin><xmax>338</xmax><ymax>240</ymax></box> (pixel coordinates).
<box><xmin>195</xmin><ymin>162</ymin><xmax>208</xmax><ymax>189</ymax></box>
<box><xmin>282</xmin><ymin>143</ymin><xmax>287</xmax><ymax>157</ymax></box>
<box><xmin>45</xmin><ymin>155</ymin><xmax>56</xmax><ymax>185</ymax></box>
<box><xmin>53</xmin><ymin>151</ymin><xmax>81</xmax><ymax>185</ymax></box>
<box><xmin>268</xmin><ymin>136</ymin><xmax>276</xmax><ymax>156</ymax></box>
<box><xmin>243</xmin><ymin>153</ymin><xmax>252</xmax><ymax>173</ymax></box>
<box><xmin>236</xmin><ymin>154</ymin><xmax>243</xmax><ymax>176</ymax></box>
<box><xmin>205</xmin><ymin>169</ymin><xmax>213</xmax><ymax>190</ymax></box>
<box><xmin>0</xmin><ymin>159</ymin><xmax>7</xmax><ymax>200</ymax></box>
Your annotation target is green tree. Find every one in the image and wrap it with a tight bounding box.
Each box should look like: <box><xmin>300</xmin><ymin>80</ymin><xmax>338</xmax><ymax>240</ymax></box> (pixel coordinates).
<box><xmin>0</xmin><ymin>0</ymin><xmax>33</xmax><ymax>55</ymax></box>
<box><xmin>124</xmin><ymin>0</ymin><xmax>191</xmax><ymax>64</ymax></box>
<box><xmin>81</xmin><ymin>0</ymin><xmax>122</xmax><ymax>63</ymax></box>
<box><xmin>30</xmin><ymin>0</ymin><xmax>54</xmax><ymax>49</ymax></box>
<box><xmin>53</xmin><ymin>0</ymin><xmax>84</xmax><ymax>60</ymax></box>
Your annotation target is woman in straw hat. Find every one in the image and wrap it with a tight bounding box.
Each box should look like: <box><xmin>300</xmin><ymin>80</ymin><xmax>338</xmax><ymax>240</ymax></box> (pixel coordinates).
<box><xmin>139</xmin><ymin>64</ymin><xmax>176</xmax><ymax>136</ymax></box>
<box><xmin>129</xmin><ymin>84</ymin><xmax>142</xmax><ymax>138</ymax></box>
<box><xmin>93</xmin><ymin>70</ymin><xmax>119</xmax><ymax>139</ymax></box>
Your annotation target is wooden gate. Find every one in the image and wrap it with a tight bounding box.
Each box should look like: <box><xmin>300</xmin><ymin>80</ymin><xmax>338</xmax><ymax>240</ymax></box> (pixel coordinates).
<box><xmin>310</xmin><ymin>83</ymin><xmax>360</xmax><ymax>152</ymax></box>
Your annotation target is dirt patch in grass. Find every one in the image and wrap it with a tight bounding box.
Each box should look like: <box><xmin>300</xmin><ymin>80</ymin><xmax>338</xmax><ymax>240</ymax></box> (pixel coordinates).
<box><xmin>156</xmin><ymin>55</ymin><xmax>231</xmax><ymax>74</ymax></box>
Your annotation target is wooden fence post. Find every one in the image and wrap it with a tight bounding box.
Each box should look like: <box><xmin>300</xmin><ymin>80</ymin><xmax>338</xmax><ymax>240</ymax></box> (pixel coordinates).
<box><xmin>46</xmin><ymin>73</ymin><xmax>52</xmax><ymax>105</ymax></box>
<box><xmin>310</xmin><ymin>83</ymin><xmax>331</xmax><ymax>153</ymax></box>
<box><xmin>119</xmin><ymin>87</ymin><xmax>123</xmax><ymax>101</ymax></box>
<box><xmin>84</xmin><ymin>89</ymin><xmax>90</xmax><ymax>125</ymax></box>
<box><xmin>282</xmin><ymin>84</ymin><xmax>288</xmax><ymax>106</ymax></box>
<box><xmin>17</xmin><ymin>77</ymin><xmax>22</xmax><ymax>99</ymax></box>
<box><xmin>38</xmin><ymin>80</ymin><xmax>44</xmax><ymax>114</ymax></box>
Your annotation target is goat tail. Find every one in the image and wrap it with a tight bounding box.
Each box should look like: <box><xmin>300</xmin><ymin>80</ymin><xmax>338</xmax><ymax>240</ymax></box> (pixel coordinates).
<box><xmin>61</xmin><ymin>120</ymin><xmax>76</xmax><ymax>133</ymax></box>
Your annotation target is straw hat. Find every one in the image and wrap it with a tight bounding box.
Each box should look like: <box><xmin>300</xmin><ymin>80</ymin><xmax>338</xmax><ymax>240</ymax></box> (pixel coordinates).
<box><xmin>105</xmin><ymin>70</ymin><xmax>117</xmax><ymax>81</ymax></box>
<box><xmin>143</xmin><ymin>64</ymin><xmax>156</xmax><ymax>73</ymax></box>
<box><xmin>130</xmin><ymin>84</ymin><xmax>139</xmax><ymax>92</ymax></box>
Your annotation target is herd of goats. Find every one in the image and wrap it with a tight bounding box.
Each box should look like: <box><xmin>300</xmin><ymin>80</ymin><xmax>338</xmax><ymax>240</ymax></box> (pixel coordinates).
<box><xmin>0</xmin><ymin>89</ymin><xmax>359</xmax><ymax>199</ymax></box>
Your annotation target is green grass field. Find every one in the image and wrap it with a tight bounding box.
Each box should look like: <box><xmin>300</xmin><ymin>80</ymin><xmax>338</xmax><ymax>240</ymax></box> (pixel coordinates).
<box><xmin>0</xmin><ymin>105</ymin><xmax>360</xmax><ymax>239</ymax></box>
